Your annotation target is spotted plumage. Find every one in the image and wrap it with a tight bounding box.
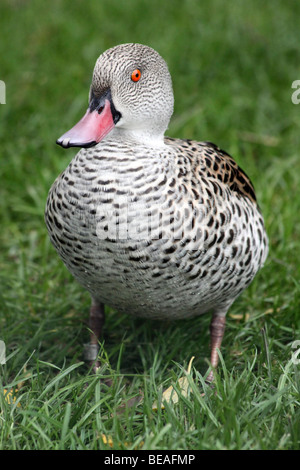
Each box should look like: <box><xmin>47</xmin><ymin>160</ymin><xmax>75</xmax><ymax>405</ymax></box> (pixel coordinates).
<box><xmin>45</xmin><ymin>43</ymin><xmax>268</xmax><ymax>381</ymax></box>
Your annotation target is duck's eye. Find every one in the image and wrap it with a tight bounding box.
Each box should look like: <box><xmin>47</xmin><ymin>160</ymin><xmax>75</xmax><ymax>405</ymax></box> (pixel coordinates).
<box><xmin>131</xmin><ymin>69</ymin><xmax>141</xmax><ymax>82</ymax></box>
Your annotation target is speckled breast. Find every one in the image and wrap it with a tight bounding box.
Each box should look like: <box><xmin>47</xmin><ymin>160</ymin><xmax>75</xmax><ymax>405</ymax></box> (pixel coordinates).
<box><xmin>45</xmin><ymin>138</ymin><xmax>268</xmax><ymax>320</ymax></box>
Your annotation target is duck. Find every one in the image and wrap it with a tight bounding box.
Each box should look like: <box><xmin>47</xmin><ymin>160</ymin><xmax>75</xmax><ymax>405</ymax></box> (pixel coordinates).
<box><xmin>45</xmin><ymin>43</ymin><xmax>268</xmax><ymax>383</ymax></box>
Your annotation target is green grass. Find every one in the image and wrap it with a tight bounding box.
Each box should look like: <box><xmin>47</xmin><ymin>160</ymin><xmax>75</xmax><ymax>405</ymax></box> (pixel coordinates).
<box><xmin>0</xmin><ymin>0</ymin><xmax>300</xmax><ymax>450</ymax></box>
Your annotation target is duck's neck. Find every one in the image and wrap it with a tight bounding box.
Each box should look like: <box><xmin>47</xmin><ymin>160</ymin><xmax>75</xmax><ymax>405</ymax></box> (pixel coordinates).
<box><xmin>107</xmin><ymin>126</ymin><xmax>167</xmax><ymax>148</ymax></box>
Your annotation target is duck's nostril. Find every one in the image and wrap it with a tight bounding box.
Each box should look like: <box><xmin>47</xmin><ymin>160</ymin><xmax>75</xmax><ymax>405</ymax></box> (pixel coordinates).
<box><xmin>97</xmin><ymin>105</ymin><xmax>104</xmax><ymax>114</ymax></box>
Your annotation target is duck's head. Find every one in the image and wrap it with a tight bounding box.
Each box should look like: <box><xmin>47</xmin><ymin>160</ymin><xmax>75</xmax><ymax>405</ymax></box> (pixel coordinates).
<box><xmin>57</xmin><ymin>43</ymin><xmax>174</xmax><ymax>148</ymax></box>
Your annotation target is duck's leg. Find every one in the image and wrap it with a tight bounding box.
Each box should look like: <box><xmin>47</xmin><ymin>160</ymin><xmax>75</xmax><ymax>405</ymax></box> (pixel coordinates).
<box><xmin>84</xmin><ymin>298</ymin><xmax>105</xmax><ymax>372</ymax></box>
<box><xmin>206</xmin><ymin>312</ymin><xmax>226</xmax><ymax>384</ymax></box>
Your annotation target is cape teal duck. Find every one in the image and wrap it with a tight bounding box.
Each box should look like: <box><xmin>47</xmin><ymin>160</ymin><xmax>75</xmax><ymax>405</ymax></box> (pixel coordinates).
<box><xmin>45</xmin><ymin>43</ymin><xmax>268</xmax><ymax>382</ymax></box>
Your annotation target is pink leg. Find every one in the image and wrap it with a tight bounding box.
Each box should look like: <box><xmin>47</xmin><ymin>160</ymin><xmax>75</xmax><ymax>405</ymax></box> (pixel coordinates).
<box><xmin>84</xmin><ymin>299</ymin><xmax>105</xmax><ymax>372</ymax></box>
<box><xmin>206</xmin><ymin>314</ymin><xmax>226</xmax><ymax>384</ymax></box>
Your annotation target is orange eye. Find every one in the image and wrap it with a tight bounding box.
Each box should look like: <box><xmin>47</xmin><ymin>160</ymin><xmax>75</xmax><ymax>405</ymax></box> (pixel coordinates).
<box><xmin>131</xmin><ymin>69</ymin><xmax>141</xmax><ymax>82</ymax></box>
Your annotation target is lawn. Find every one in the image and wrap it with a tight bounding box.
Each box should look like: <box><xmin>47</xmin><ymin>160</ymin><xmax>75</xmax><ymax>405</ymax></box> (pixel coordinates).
<box><xmin>0</xmin><ymin>0</ymin><xmax>299</xmax><ymax>450</ymax></box>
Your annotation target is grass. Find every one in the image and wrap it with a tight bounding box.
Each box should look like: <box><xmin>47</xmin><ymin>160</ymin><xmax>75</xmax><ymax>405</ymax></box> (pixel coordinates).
<box><xmin>0</xmin><ymin>0</ymin><xmax>300</xmax><ymax>450</ymax></box>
